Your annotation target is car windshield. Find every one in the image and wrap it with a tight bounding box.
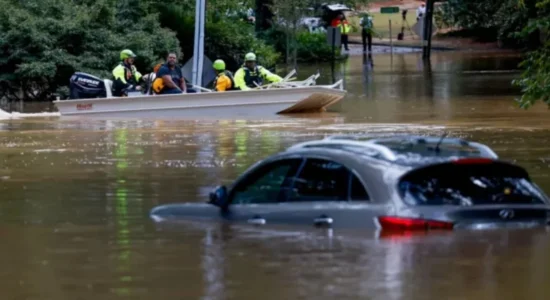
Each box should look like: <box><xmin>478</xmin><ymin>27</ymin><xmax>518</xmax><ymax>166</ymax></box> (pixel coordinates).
<box><xmin>398</xmin><ymin>162</ymin><xmax>547</xmax><ymax>206</ymax></box>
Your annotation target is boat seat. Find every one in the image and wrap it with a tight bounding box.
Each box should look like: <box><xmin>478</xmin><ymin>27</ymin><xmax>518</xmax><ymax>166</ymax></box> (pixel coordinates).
<box><xmin>103</xmin><ymin>79</ymin><xmax>113</xmax><ymax>98</ymax></box>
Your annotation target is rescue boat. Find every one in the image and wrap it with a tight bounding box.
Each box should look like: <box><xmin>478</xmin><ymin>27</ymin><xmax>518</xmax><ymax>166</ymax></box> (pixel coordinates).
<box><xmin>53</xmin><ymin>69</ymin><xmax>346</xmax><ymax>118</ymax></box>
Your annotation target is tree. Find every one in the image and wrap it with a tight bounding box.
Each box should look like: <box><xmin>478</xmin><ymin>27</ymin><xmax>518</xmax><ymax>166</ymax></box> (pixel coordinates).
<box><xmin>256</xmin><ymin>0</ymin><xmax>275</xmax><ymax>32</ymax></box>
<box><xmin>156</xmin><ymin>1</ymin><xmax>279</xmax><ymax>73</ymax></box>
<box><xmin>264</xmin><ymin>0</ymin><xmax>370</xmax><ymax>65</ymax></box>
<box><xmin>439</xmin><ymin>0</ymin><xmax>539</xmax><ymax>47</ymax></box>
<box><xmin>512</xmin><ymin>0</ymin><xmax>550</xmax><ymax>108</ymax></box>
<box><xmin>0</xmin><ymin>0</ymin><xmax>180</xmax><ymax>101</ymax></box>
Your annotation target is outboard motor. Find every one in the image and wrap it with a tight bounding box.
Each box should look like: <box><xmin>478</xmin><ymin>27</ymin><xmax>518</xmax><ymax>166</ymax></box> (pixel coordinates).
<box><xmin>69</xmin><ymin>72</ymin><xmax>108</xmax><ymax>99</ymax></box>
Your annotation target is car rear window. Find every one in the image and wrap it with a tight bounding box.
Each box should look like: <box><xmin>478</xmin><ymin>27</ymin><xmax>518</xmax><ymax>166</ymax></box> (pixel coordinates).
<box><xmin>398</xmin><ymin>161</ymin><xmax>547</xmax><ymax>205</ymax></box>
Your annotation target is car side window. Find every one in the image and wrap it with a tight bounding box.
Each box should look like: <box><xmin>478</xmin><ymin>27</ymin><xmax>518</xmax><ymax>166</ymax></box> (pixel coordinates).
<box><xmin>350</xmin><ymin>173</ymin><xmax>370</xmax><ymax>201</ymax></box>
<box><xmin>287</xmin><ymin>158</ymin><xmax>370</xmax><ymax>202</ymax></box>
<box><xmin>231</xmin><ymin>158</ymin><xmax>303</xmax><ymax>204</ymax></box>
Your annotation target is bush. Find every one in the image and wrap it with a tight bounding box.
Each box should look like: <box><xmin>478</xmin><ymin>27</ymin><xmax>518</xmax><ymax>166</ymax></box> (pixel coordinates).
<box><xmin>0</xmin><ymin>0</ymin><xmax>181</xmax><ymax>101</ymax></box>
<box><xmin>205</xmin><ymin>20</ymin><xmax>280</xmax><ymax>70</ymax></box>
<box><xmin>439</xmin><ymin>0</ymin><xmax>540</xmax><ymax>48</ymax></box>
<box><xmin>295</xmin><ymin>31</ymin><xmax>340</xmax><ymax>62</ymax></box>
<box><xmin>157</xmin><ymin>4</ymin><xmax>279</xmax><ymax>72</ymax></box>
<box><xmin>258</xmin><ymin>27</ymin><xmax>343</xmax><ymax>63</ymax></box>
<box><xmin>512</xmin><ymin>0</ymin><xmax>550</xmax><ymax>108</ymax></box>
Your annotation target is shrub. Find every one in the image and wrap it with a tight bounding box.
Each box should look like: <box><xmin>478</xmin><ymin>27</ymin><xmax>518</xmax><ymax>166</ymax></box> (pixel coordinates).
<box><xmin>512</xmin><ymin>0</ymin><xmax>550</xmax><ymax>108</ymax></box>
<box><xmin>439</xmin><ymin>0</ymin><xmax>540</xmax><ymax>48</ymax></box>
<box><xmin>157</xmin><ymin>4</ymin><xmax>279</xmax><ymax>72</ymax></box>
<box><xmin>258</xmin><ymin>27</ymin><xmax>343</xmax><ymax>63</ymax></box>
<box><xmin>295</xmin><ymin>31</ymin><xmax>340</xmax><ymax>62</ymax></box>
<box><xmin>0</xmin><ymin>0</ymin><xmax>181</xmax><ymax>101</ymax></box>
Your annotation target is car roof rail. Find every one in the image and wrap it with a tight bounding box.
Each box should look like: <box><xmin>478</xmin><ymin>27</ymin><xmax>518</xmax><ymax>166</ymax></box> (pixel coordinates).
<box><xmin>287</xmin><ymin>139</ymin><xmax>398</xmax><ymax>160</ymax></box>
<box><xmin>287</xmin><ymin>134</ymin><xmax>499</xmax><ymax>162</ymax></box>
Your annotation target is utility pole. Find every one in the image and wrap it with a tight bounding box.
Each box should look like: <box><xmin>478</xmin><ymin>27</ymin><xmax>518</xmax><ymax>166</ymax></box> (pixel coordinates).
<box><xmin>422</xmin><ymin>0</ymin><xmax>435</xmax><ymax>59</ymax></box>
<box><xmin>191</xmin><ymin>0</ymin><xmax>206</xmax><ymax>88</ymax></box>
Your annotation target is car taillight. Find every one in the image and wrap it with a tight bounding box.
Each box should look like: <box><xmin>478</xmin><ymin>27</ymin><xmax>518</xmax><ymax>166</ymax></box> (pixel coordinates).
<box><xmin>452</xmin><ymin>158</ymin><xmax>493</xmax><ymax>164</ymax></box>
<box><xmin>377</xmin><ymin>216</ymin><xmax>454</xmax><ymax>231</ymax></box>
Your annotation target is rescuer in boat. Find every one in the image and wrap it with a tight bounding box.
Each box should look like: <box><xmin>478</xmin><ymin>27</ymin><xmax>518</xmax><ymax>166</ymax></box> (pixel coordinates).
<box><xmin>152</xmin><ymin>52</ymin><xmax>196</xmax><ymax>94</ymax></box>
<box><xmin>212</xmin><ymin>59</ymin><xmax>236</xmax><ymax>92</ymax></box>
<box><xmin>234</xmin><ymin>53</ymin><xmax>283</xmax><ymax>91</ymax></box>
<box><xmin>112</xmin><ymin>49</ymin><xmax>144</xmax><ymax>96</ymax></box>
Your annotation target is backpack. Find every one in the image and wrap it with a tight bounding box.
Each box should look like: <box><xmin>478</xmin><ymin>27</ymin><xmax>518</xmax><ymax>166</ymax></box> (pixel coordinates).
<box><xmin>362</xmin><ymin>16</ymin><xmax>373</xmax><ymax>29</ymax></box>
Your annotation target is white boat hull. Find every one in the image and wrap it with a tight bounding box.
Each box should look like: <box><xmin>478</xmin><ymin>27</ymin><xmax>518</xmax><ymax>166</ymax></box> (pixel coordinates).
<box><xmin>53</xmin><ymin>85</ymin><xmax>346</xmax><ymax>118</ymax></box>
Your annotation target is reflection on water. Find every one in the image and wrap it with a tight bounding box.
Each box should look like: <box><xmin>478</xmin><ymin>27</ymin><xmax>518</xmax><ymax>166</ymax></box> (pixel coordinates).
<box><xmin>1</xmin><ymin>51</ymin><xmax>550</xmax><ymax>299</ymax></box>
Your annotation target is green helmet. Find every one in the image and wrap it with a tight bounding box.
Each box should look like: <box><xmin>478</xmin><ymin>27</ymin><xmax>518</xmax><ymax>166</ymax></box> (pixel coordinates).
<box><xmin>213</xmin><ymin>59</ymin><xmax>226</xmax><ymax>71</ymax></box>
<box><xmin>120</xmin><ymin>49</ymin><xmax>136</xmax><ymax>60</ymax></box>
<box><xmin>244</xmin><ymin>52</ymin><xmax>256</xmax><ymax>61</ymax></box>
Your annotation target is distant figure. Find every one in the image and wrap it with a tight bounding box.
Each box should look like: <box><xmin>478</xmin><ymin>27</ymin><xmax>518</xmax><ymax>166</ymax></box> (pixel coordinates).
<box><xmin>416</xmin><ymin>2</ymin><xmax>426</xmax><ymax>21</ymax></box>
<box><xmin>331</xmin><ymin>13</ymin><xmax>350</xmax><ymax>51</ymax></box>
<box><xmin>360</xmin><ymin>13</ymin><xmax>374</xmax><ymax>53</ymax></box>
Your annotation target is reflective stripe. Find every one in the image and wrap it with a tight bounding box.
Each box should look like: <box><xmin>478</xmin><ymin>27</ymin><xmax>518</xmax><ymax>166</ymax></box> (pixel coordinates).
<box><xmin>337</xmin><ymin>21</ymin><xmax>351</xmax><ymax>34</ymax></box>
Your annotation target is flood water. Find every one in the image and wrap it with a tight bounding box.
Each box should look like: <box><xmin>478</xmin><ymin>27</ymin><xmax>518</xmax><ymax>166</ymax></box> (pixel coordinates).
<box><xmin>2</xmin><ymin>50</ymin><xmax>550</xmax><ymax>299</ymax></box>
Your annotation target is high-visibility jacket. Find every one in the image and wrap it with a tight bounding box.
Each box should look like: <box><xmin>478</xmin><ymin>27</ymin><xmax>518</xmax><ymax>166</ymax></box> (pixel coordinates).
<box><xmin>234</xmin><ymin>65</ymin><xmax>282</xmax><ymax>91</ymax></box>
<box><xmin>331</xmin><ymin>19</ymin><xmax>351</xmax><ymax>34</ymax></box>
<box><xmin>339</xmin><ymin>20</ymin><xmax>351</xmax><ymax>34</ymax></box>
<box><xmin>112</xmin><ymin>63</ymin><xmax>142</xmax><ymax>96</ymax></box>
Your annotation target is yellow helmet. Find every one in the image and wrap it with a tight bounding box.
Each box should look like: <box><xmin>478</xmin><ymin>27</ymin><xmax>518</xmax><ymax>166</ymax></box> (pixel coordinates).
<box><xmin>120</xmin><ymin>49</ymin><xmax>136</xmax><ymax>60</ymax></box>
<box><xmin>244</xmin><ymin>52</ymin><xmax>256</xmax><ymax>61</ymax></box>
<box><xmin>213</xmin><ymin>59</ymin><xmax>226</xmax><ymax>70</ymax></box>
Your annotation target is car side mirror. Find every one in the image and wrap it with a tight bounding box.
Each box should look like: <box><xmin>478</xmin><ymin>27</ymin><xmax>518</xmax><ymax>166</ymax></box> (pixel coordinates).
<box><xmin>209</xmin><ymin>185</ymin><xmax>228</xmax><ymax>207</ymax></box>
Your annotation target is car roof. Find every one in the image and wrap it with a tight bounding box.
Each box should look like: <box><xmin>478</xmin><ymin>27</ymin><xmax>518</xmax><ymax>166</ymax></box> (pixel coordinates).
<box><xmin>285</xmin><ymin>134</ymin><xmax>499</xmax><ymax>168</ymax></box>
<box><xmin>321</xmin><ymin>3</ymin><xmax>353</xmax><ymax>11</ymax></box>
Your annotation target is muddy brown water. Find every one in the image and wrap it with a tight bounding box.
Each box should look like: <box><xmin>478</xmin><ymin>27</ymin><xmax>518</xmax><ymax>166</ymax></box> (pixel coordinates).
<box><xmin>2</xmin><ymin>51</ymin><xmax>550</xmax><ymax>299</ymax></box>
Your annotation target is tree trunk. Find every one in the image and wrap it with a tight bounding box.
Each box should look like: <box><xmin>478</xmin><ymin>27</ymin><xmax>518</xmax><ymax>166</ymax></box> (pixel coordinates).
<box><xmin>285</xmin><ymin>29</ymin><xmax>290</xmax><ymax>64</ymax></box>
<box><xmin>292</xmin><ymin>19</ymin><xmax>297</xmax><ymax>68</ymax></box>
<box><xmin>255</xmin><ymin>0</ymin><xmax>274</xmax><ymax>32</ymax></box>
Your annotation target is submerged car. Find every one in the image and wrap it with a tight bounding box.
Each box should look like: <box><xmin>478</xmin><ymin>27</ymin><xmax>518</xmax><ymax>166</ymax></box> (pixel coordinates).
<box><xmin>150</xmin><ymin>135</ymin><xmax>550</xmax><ymax>231</ymax></box>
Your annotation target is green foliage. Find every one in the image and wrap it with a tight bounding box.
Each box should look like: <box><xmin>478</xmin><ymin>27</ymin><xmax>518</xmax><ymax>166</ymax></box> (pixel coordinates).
<box><xmin>439</xmin><ymin>0</ymin><xmax>539</xmax><ymax>47</ymax></box>
<box><xmin>295</xmin><ymin>31</ymin><xmax>341</xmax><ymax>62</ymax></box>
<box><xmin>512</xmin><ymin>0</ymin><xmax>550</xmax><ymax>108</ymax></box>
<box><xmin>259</xmin><ymin>27</ymin><xmax>343</xmax><ymax>63</ymax></box>
<box><xmin>0</xmin><ymin>0</ymin><xmax>180</xmax><ymax>101</ymax></box>
<box><xmin>261</xmin><ymin>0</ymin><xmax>367</xmax><ymax>63</ymax></box>
<box><xmin>205</xmin><ymin>20</ymin><xmax>280</xmax><ymax>69</ymax></box>
<box><xmin>157</xmin><ymin>4</ymin><xmax>279</xmax><ymax>71</ymax></box>
<box><xmin>439</xmin><ymin>0</ymin><xmax>501</xmax><ymax>31</ymax></box>
<box><xmin>0</xmin><ymin>0</ymin><xmax>364</xmax><ymax>102</ymax></box>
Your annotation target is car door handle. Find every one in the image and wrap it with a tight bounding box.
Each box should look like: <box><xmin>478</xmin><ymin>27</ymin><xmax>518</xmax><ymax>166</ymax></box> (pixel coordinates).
<box><xmin>314</xmin><ymin>215</ymin><xmax>333</xmax><ymax>227</ymax></box>
<box><xmin>248</xmin><ymin>215</ymin><xmax>266</xmax><ymax>225</ymax></box>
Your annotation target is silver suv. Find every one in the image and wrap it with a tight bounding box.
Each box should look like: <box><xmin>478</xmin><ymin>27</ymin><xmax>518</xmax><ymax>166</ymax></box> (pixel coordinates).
<box><xmin>151</xmin><ymin>135</ymin><xmax>550</xmax><ymax>231</ymax></box>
